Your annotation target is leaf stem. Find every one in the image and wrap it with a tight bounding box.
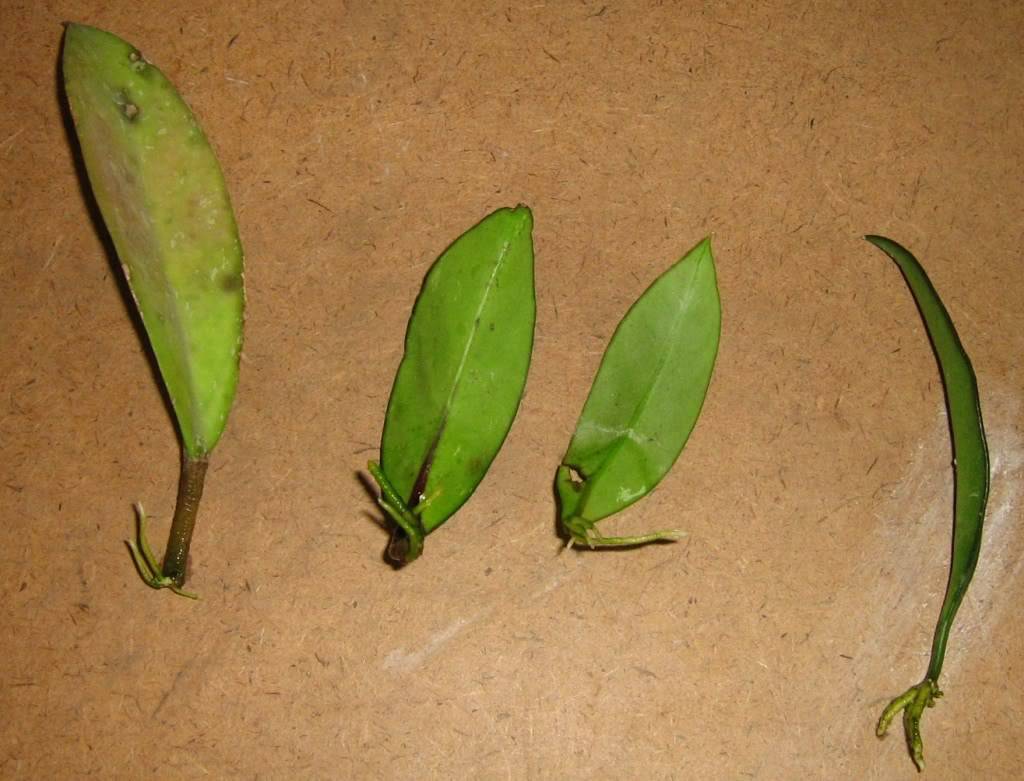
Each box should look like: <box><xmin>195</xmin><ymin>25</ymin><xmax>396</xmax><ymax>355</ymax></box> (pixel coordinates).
<box><xmin>126</xmin><ymin>504</ymin><xmax>199</xmax><ymax>599</ymax></box>
<box><xmin>161</xmin><ymin>454</ymin><xmax>209</xmax><ymax>585</ymax></box>
<box><xmin>126</xmin><ymin>453</ymin><xmax>207</xmax><ymax>598</ymax></box>
<box><xmin>562</xmin><ymin>514</ymin><xmax>683</xmax><ymax>549</ymax></box>
<box><xmin>368</xmin><ymin>461</ymin><xmax>425</xmax><ymax>564</ymax></box>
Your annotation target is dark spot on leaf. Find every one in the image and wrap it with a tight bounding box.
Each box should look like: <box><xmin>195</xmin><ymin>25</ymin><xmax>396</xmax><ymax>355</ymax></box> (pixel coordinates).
<box><xmin>218</xmin><ymin>271</ymin><xmax>243</xmax><ymax>292</ymax></box>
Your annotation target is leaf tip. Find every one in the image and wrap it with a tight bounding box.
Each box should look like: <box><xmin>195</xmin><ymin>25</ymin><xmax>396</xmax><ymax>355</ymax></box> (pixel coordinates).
<box><xmin>505</xmin><ymin>203</ymin><xmax>534</xmax><ymax>232</ymax></box>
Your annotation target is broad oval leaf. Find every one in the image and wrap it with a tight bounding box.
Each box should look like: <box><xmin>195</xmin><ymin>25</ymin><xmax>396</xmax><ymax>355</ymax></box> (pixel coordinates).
<box><xmin>63</xmin><ymin>24</ymin><xmax>244</xmax><ymax>458</ymax></box>
<box><xmin>374</xmin><ymin>206</ymin><xmax>535</xmax><ymax>560</ymax></box>
<box><xmin>557</xmin><ymin>237</ymin><xmax>720</xmax><ymax>547</ymax></box>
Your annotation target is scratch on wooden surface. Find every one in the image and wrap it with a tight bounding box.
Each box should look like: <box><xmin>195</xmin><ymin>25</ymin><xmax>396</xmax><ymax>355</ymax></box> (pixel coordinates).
<box><xmin>43</xmin><ymin>237</ymin><xmax>63</xmax><ymax>271</ymax></box>
<box><xmin>383</xmin><ymin>616</ymin><xmax>473</xmax><ymax>672</ymax></box>
<box><xmin>530</xmin><ymin>563</ymin><xmax>576</xmax><ymax>598</ymax></box>
<box><xmin>1</xmin><ymin>128</ymin><xmax>25</xmax><ymax>155</ymax></box>
<box><xmin>152</xmin><ymin>665</ymin><xmax>190</xmax><ymax>719</ymax></box>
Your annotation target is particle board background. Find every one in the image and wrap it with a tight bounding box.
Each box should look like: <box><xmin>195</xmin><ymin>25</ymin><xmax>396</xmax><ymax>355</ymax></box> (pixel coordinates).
<box><xmin>2</xmin><ymin>1</ymin><xmax>1023</xmax><ymax>778</ymax></box>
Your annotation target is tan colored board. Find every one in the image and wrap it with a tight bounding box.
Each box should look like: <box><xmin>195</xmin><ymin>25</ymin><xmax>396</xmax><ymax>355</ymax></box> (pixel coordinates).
<box><xmin>2</xmin><ymin>2</ymin><xmax>1022</xmax><ymax>778</ymax></box>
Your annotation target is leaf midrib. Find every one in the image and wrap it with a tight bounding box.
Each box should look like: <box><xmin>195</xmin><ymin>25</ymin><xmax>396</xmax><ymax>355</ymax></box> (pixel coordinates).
<box><xmin>129</xmin><ymin>137</ymin><xmax>208</xmax><ymax>454</ymax></box>
<box><xmin>415</xmin><ymin>220</ymin><xmax>525</xmax><ymax>494</ymax></box>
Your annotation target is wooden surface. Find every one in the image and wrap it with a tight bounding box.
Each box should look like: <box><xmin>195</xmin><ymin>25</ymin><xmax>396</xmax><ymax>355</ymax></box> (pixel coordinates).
<box><xmin>2</xmin><ymin>1</ymin><xmax>1022</xmax><ymax>778</ymax></box>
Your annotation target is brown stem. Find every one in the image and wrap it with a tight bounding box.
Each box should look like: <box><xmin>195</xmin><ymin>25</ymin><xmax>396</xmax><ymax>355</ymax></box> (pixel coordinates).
<box><xmin>160</xmin><ymin>454</ymin><xmax>209</xmax><ymax>586</ymax></box>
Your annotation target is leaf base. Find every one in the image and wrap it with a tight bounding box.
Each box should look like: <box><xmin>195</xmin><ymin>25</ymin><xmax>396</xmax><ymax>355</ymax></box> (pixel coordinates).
<box><xmin>368</xmin><ymin>461</ymin><xmax>425</xmax><ymax>565</ymax></box>
<box><xmin>126</xmin><ymin>504</ymin><xmax>199</xmax><ymax>599</ymax></box>
<box><xmin>876</xmin><ymin>677</ymin><xmax>942</xmax><ymax>772</ymax></box>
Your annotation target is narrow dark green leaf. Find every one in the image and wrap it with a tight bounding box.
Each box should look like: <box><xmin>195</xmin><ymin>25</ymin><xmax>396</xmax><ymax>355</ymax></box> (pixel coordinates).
<box><xmin>557</xmin><ymin>237</ymin><xmax>721</xmax><ymax>547</ymax></box>
<box><xmin>867</xmin><ymin>235</ymin><xmax>990</xmax><ymax>771</ymax></box>
<box><xmin>370</xmin><ymin>206</ymin><xmax>535</xmax><ymax>563</ymax></box>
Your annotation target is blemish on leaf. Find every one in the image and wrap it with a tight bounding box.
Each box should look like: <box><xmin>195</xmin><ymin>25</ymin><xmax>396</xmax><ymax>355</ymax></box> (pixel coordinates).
<box><xmin>218</xmin><ymin>271</ymin><xmax>243</xmax><ymax>293</ymax></box>
<box><xmin>128</xmin><ymin>49</ymin><xmax>149</xmax><ymax>73</ymax></box>
<box><xmin>115</xmin><ymin>91</ymin><xmax>140</xmax><ymax>121</ymax></box>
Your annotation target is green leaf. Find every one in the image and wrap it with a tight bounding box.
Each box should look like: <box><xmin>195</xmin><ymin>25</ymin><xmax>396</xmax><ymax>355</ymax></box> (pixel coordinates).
<box><xmin>557</xmin><ymin>237</ymin><xmax>720</xmax><ymax>547</ymax></box>
<box><xmin>371</xmin><ymin>206</ymin><xmax>536</xmax><ymax>562</ymax></box>
<box><xmin>866</xmin><ymin>235</ymin><xmax>990</xmax><ymax>771</ymax></box>
<box><xmin>63</xmin><ymin>23</ymin><xmax>244</xmax><ymax>459</ymax></box>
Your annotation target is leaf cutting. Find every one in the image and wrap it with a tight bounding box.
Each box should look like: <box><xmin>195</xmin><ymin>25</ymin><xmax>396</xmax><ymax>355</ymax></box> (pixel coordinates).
<box><xmin>63</xmin><ymin>24</ymin><xmax>245</xmax><ymax>597</ymax></box>
<box><xmin>866</xmin><ymin>235</ymin><xmax>990</xmax><ymax>771</ymax></box>
<box><xmin>557</xmin><ymin>237</ymin><xmax>721</xmax><ymax>548</ymax></box>
<box><xmin>369</xmin><ymin>206</ymin><xmax>536</xmax><ymax>565</ymax></box>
